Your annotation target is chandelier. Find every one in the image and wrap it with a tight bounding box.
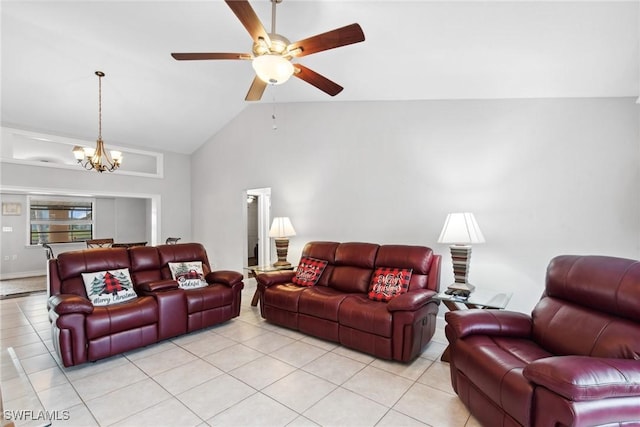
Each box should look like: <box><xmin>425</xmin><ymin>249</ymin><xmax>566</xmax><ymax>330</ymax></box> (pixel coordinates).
<box><xmin>72</xmin><ymin>71</ymin><xmax>122</xmax><ymax>173</ymax></box>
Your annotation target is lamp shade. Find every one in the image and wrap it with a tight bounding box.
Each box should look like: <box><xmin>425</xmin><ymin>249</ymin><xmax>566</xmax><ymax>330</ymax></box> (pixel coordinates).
<box><xmin>437</xmin><ymin>213</ymin><xmax>485</xmax><ymax>244</ymax></box>
<box><xmin>269</xmin><ymin>217</ymin><xmax>296</xmax><ymax>238</ymax></box>
<box><xmin>252</xmin><ymin>54</ymin><xmax>294</xmax><ymax>85</ymax></box>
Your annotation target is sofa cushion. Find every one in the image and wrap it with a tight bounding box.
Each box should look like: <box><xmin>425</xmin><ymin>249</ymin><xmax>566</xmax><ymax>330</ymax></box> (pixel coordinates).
<box><xmin>263</xmin><ymin>284</ymin><xmax>306</xmax><ymax>312</ymax></box>
<box><xmin>339</xmin><ymin>295</ymin><xmax>393</xmax><ymax>337</ymax></box>
<box><xmin>82</xmin><ymin>268</ymin><xmax>138</xmax><ymax>306</ymax></box>
<box><xmin>292</xmin><ymin>257</ymin><xmax>328</xmax><ymax>287</ymax></box>
<box><xmin>367</xmin><ymin>267</ymin><xmax>412</xmax><ymax>302</ymax></box>
<box><xmin>185</xmin><ymin>285</ymin><xmax>235</xmax><ymax>313</ymax></box>
<box><xmin>376</xmin><ymin>245</ymin><xmax>433</xmax><ymax>291</ymax></box>
<box><xmin>298</xmin><ymin>286</ymin><xmax>350</xmax><ymax>321</ymax></box>
<box><xmin>169</xmin><ymin>261</ymin><xmax>207</xmax><ymax>289</ymax></box>
<box><xmin>85</xmin><ymin>295</ymin><xmax>157</xmax><ymax>339</ymax></box>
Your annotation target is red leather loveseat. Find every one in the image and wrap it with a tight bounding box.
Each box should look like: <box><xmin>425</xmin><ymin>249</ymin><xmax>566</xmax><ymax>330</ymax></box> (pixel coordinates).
<box><xmin>257</xmin><ymin>241</ymin><xmax>441</xmax><ymax>362</ymax></box>
<box><xmin>445</xmin><ymin>255</ymin><xmax>640</xmax><ymax>427</ymax></box>
<box><xmin>47</xmin><ymin>243</ymin><xmax>243</xmax><ymax>367</ymax></box>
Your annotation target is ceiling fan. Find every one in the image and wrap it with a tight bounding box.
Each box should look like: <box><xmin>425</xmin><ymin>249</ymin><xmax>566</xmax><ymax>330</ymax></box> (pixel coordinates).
<box><xmin>171</xmin><ymin>0</ymin><xmax>365</xmax><ymax>101</ymax></box>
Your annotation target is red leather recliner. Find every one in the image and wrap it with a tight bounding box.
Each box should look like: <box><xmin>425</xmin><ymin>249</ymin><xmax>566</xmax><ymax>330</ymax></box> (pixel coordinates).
<box><xmin>445</xmin><ymin>255</ymin><xmax>640</xmax><ymax>427</ymax></box>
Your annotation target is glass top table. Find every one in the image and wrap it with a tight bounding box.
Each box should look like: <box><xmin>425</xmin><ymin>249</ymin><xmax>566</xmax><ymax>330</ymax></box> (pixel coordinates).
<box><xmin>434</xmin><ymin>288</ymin><xmax>512</xmax><ymax>309</ymax></box>
<box><xmin>245</xmin><ymin>264</ymin><xmax>296</xmax><ymax>306</ymax></box>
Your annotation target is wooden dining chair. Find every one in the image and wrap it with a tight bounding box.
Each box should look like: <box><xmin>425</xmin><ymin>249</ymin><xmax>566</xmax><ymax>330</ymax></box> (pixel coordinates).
<box><xmin>86</xmin><ymin>238</ymin><xmax>114</xmax><ymax>248</ymax></box>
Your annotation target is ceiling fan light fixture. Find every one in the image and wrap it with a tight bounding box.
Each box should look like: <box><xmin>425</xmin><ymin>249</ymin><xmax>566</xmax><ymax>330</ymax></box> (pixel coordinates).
<box><xmin>252</xmin><ymin>54</ymin><xmax>294</xmax><ymax>85</ymax></box>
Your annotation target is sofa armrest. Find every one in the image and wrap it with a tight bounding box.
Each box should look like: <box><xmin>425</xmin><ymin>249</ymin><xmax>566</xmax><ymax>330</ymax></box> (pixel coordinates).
<box><xmin>206</xmin><ymin>270</ymin><xmax>243</xmax><ymax>286</ymax></box>
<box><xmin>445</xmin><ymin>309</ymin><xmax>532</xmax><ymax>340</ymax></box>
<box><xmin>523</xmin><ymin>356</ymin><xmax>640</xmax><ymax>401</ymax></box>
<box><xmin>48</xmin><ymin>294</ymin><xmax>94</xmax><ymax>315</ymax></box>
<box><xmin>256</xmin><ymin>270</ymin><xmax>296</xmax><ymax>287</ymax></box>
<box><xmin>387</xmin><ymin>290</ymin><xmax>437</xmax><ymax>312</ymax></box>
<box><xmin>137</xmin><ymin>279</ymin><xmax>178</xmax><ymax>292</ymax></box>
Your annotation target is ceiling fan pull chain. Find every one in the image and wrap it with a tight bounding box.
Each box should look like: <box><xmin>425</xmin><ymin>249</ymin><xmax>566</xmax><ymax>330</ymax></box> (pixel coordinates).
<box><xmin>272</xmin><ymin>90</ymin><xmax>278</xmax><ymax>130</ymax></box>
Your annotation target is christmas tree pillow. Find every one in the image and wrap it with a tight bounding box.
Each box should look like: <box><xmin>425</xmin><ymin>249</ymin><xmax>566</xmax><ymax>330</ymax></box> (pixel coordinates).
<box><xmin>367</xmin><ymin>267</ymin><xmax>413</xmax><ymax>302</ymax></box>
<box><xmin>82</xmin><ymin>268</ymin><xmax>138</xmax><ymax>306</ymax></box>
<box><xmin>168</xmin><ymin>261</ymin><xmax>208</xmax><ymax>289</ymax></box>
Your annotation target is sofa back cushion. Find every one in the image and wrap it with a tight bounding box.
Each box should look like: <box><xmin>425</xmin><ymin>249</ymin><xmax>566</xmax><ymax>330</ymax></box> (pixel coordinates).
<box><xmin>157</xmin><ymin>243</ymin><xmax>212</xmax><ymax>280</ymax></box>
<box><xmin>56</xmin><ymin>248</ymin><xmax>131</xmax><ymax>297</ymax></box>
<box><xmin>300</xmin><ymin>241</ymin><xmax>339</xmax><ymax>287</ymax></box>
<box><xmin>129</xmin><ymin>246</ymin><xmax>163</xmax><ymax>285</ymax></box>
<box><xmin>329</xmin><ymin>242</ymin><xmax>379</xmax><ymax>293</ymax></box>
<box><xmin>375</xmin><ymin>245</ymin><xmax>434</xmax><ymax>292</ymax></box>
<box><xmin>532</xmin><ymin>255</ymin><xmax>640</xmax><ymax>359</ymax></box>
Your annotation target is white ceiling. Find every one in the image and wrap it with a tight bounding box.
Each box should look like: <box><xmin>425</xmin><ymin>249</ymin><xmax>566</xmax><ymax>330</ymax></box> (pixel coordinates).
<box><xmin>2</xmin><ymin>1</ymin><xmax>638</xmax><ymax>155</ymax></box>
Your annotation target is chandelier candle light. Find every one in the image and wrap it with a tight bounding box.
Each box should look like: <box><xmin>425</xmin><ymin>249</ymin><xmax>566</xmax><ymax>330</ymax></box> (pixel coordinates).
<box><xmin>269</xmin><ymin>217</ymin><xmax>296</xmax><ymax>267</ymax></box>
<box><xmin>437</xmin><ymin>212</ymin><xmax>485</xmax><ymax>296</ymax></box>
<box><xmin>72</xmin><ymin>71</ymin><xmax>122</xmax><ymax>173</ymax></box>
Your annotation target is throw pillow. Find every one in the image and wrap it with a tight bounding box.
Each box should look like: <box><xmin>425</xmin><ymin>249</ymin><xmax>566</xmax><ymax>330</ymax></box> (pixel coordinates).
<box><xmin>82</xmin><ymin>268</ymin><xmax>138</xmax><ymax>306</ymax></box>
<box><xmin>368</xmin><ymin>267</ymin><xmax>413</xmax><ymax>302</ymax></box>
<box><xmin>292</xmin><ymin>257</ymin><xmax>329</xmax><ymax>286</ymax></box>
<box><xmin>168</xmin><ymin>261</ymin><xmax>207</xmax><ymax>289</ymax></box>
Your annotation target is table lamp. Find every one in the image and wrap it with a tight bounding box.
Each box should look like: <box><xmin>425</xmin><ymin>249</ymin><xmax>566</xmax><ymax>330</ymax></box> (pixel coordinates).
<box><xmin>269</xmin><ymin>217</ymin><xmax>296</xmax><ymax>267</ymax></box>
<box><xmin>437</xmin><ymin>212</ymin><xmax>485</xmax><ymax>296</ymax></box>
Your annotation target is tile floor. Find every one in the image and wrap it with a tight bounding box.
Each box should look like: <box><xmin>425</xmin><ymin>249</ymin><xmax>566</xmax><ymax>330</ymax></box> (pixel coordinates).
<box><xmin>1</xmin><ymin>279</ymin><xmax>481</xmax><ymax>427</ymax></box>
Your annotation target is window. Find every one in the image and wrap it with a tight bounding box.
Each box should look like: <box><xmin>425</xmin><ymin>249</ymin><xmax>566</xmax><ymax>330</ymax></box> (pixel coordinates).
<box><xmin>29</xmin><ymin>197</ymin><xmax>94</xmax><ymax>244</ymax></box>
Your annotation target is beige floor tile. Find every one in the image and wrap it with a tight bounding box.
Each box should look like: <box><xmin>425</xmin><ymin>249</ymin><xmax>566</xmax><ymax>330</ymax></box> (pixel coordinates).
<box><xmin>416</xmin><ymin>361</ymin><xmax>456</xmax><ymax>395</ymax></box>
<box><xmin>370</xmin><ymin>356</ymin><xmax>433</xmax><ymax>381</ymax></box>
<box><xmin>176</xmin><ymin>373</ymin><xmax>256</xmax><ymax>420</ymax></box>
<box><xmin>62</xmin><ymin>354</ymin><xmax>129</xmax><ymax>381</ymax></box>
<box><xmin>262</xmin><ymin>369</ymin><xmax>337</xmax><ymax>412</ymax></box>
<box><xmin>376</xmin><ymin>409</ymin><xmax>429</xmax><ymax>426</ymax></box>
<box><xmin>229</xmin><ymin>355</ymin><xmax>297</xmax><ymax>390</ymax></box>
<box><xmin>19</xmin><ymin>352</ymin><xmax>58</xmax><ymax>374</ymax></box>
<box><xmin>342</xmin><ymin>365</ymin><xmax>414</xmax><ymax>407</ymax></box>
<box><xmin>72</xmin><ymin>362</ymin><xmax>147</xmax><ymax>400</ymax></box>
<box><xmin>112</xmin><ymin>397</ymin><xmax>202</xmax><ymax>427</ymax></box>
<box><xmin>203</xmin><ymin>343</ymin><xmax>264</xmax><ymax>371</ymax></box>
<box><xmin>153</xmin><ymin>358</ymin><xmax>223</xmax><ymax>395</ymax></box>
<box><xmin>207</xmin><ymin>392</ymin><xmax>298</xmax><ymax>427</ymax></box>
<box><xmin>178</xmin><ymin>332</ymin><xmax>236</xmax><ymax>357</ymax></box>
<box><xmin>37</xmin><ymin>382</ymin><xmax>83</xmax><ymax>412</ymax></box>
<box><xmin>269</xmin><ymin>340</ymin><xmax>328</xmax><ymax>368</ymax></box>
<box><xmin>85</xmin><ymin>378</ymin><xmax>171</xmax><ymax>426</ymax></box>
<box><xmin>286</xmin><ymin>415</ymin><xmax>321</xmax><ymax>427</ymax></box>
<box><xmin>393</xmin><ymin>383</ymin><xmax>469</xmax><ymax>427</ymax></box>
<box><xmin>130</xmin><ymin>345</ymin><xmax>198</xmax><ymax>376</ymax></box>
<box><xmin>242</xmin><ymin>330</ymin><xmax>296</xmax><ymax>354</ymax></box>
<box><xmin>214</xmin><ymin>320</ymin><xmax>266</xmax><ymax>342</ymax></box>
<box><xmin>302</xmin><ymin>352</ymin><xmax>366</xmax><ymax>385</ymax></box>
<box><xmin>303</xmin><ymin>387</ymin><xmax>389</xmax><ymax>427</ymax></box>
<box><xmin>27</xmin><ymin>366</ymin><xmax>69</xmax><ymax>392</ymax></box>
<box><xmin>11</xmin><ymin>341</ymin><xmax>50</xmax><ymax>360</ymax></box>
<box><xmin>419</xmin><ymin>339</ymin><xmax>448</xmax><ymax>361</ymax></box>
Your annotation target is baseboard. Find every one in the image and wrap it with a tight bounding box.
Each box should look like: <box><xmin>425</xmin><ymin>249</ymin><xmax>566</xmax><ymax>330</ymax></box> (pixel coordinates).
<box><xmin>0</xmin><ymin>270</ymin><xmax>46</xmax><ymax>281</ymax></box>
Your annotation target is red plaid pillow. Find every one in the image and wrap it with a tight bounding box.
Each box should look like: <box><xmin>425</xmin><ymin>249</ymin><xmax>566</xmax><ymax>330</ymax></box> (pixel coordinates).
<box><xmin>368</xmin><ymin>267</ymin><xmax>413</xmax><ymax>302</ymax></box>
<box><xmin>292</xmin><ymin>257</ymin><xmax>328</xmax><ymax>286</ymax></box>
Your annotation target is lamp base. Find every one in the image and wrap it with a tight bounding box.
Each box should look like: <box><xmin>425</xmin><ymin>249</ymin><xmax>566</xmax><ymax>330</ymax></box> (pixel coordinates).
<box><xmin>445</xmin><ymin>282</ymin><xmax>476</xmax><ymax>298</ymax></box>
<box><xmin>273</xmin><ymin>237</ymin><xmax>291</xmax><ymax>268</ymax></box>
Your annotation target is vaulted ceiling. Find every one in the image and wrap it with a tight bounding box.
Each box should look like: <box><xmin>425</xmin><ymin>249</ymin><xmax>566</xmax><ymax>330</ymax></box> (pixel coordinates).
<box><xmin>2</xmin><ymin>1</ymin><xmax>638</xmax><ymax>154</ymax></box>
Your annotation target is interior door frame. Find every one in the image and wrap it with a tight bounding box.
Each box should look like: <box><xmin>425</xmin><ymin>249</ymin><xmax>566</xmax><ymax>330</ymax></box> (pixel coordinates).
<box><xmin>245</xmin><ymin>187</ymin><xmax>271</xmax><ymax>266</ymax></box>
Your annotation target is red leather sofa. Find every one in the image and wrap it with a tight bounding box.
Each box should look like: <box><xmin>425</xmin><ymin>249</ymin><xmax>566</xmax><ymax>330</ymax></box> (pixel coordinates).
<box><xmin>257</xmin><ymin>241</ymin><xmax>441</xmax><ymax>362</ymax></box>
<box><xmin>445</xmin><ymin>255</ymin><xmax>640</xmax><ymax>427</ymax></box>
<box><xmin>47</xmin><ymin>243</ymin><xmax>243</xmax><ymax>367</ymax></box>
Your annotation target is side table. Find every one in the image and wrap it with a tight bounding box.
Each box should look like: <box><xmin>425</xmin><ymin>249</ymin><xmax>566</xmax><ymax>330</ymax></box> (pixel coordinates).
<box><xmin>435</xmin><ymin>288</ymin><xmax>512</xmax><ymax>362</ymax></box>
<box><xmin>245</xmin><ymin>264</ymin><xmax>296</xmax><ymax>307</ymax></box>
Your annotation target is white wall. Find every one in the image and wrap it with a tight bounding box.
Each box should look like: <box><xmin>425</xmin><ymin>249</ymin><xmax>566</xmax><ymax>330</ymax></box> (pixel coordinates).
<box><xmin>191</xmin><ymin>97</ymin><xmax>640</xmax><ymax>314</ymax></box>
<box><xmin>0</xmin><ymin>132</ymin><xmax>193</xmax><ymax>278</ymax></box>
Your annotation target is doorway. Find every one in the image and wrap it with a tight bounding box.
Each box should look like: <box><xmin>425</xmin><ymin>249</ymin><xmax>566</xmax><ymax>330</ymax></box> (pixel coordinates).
<box><xmin>245</xmin><ymin>187</ymin><xmax>271</xmax><ymax>267</ymax></box>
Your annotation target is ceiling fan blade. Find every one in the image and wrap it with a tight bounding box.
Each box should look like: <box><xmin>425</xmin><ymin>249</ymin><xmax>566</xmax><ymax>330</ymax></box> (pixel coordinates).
<box><xmin>288</xmin><ymin>23</ymin><xmax>365</xmax><ymax>58</ymax></box>
<box><xmin>171</xmin><ymin>53</ymin><xmax>251</xmax><ymax>61</ymax></box>
<box><xmin>293</xmin><ymin>64</ymin><xmax>343</xmax><ymax>97</ymax></box>
<box><xmin>224</xmin><ymin>0</ymin><xmax>271</xmax><ymax>46</ymax></box>
<box><xmin>245</xmin><ymin>76</ymin><xmax>267</xmax><ymax>101</ymax></box>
